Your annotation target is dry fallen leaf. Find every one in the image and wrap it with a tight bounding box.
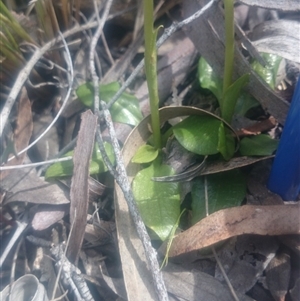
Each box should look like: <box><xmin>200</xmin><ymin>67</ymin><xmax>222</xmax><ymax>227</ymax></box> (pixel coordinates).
<box><xmin>215</xmin><ymin>235</ymin><xmax>278</xmax><ymax>294</ymax></box>
<box><xmin>31</xmin><ymin>204</ymin><xmax>68</xmax><ymax>231</ymax></box>
<box><xmin>164</xmin><ymin>204</ymin><xmax>300</xmax><ymax>257</ymax></box>
<box><xmin>266</xmin><ymin>251</ymin><xmax>291</xmax><ymax>301</ymax></box>
<box><xmin>0</xmin><ymin>87</ymin><xmax>33</xmax><ymax>180</ymax></box>
<box><xmin>163</xmin><ymin>262</ymin><xmax>255</xmax><ymax>301</ymax></box>
<box><xmin>1</xmin><ymin>168</ymin><xmax>70</xmax><ymax>205</ymax></box>
<box><xmin>68</xmin><ymin>110</ymin><xmax>97</xmax><ymax>264</ymax></box>
<box><xmin>235</xmin><ymin>117</ymin><xmax>276</xmax><ymax>137</ymax></box>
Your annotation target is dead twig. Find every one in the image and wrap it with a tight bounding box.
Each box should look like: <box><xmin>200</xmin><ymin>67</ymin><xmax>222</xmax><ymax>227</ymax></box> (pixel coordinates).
<box><xmin>89</xmin><ymin>0</ymin><xmax>114</xmax><ymax>113</ymax></box>
<box><xmin>101</xmin><ymin>102</ymin><xmax>169</xmax><ymax>301</ymax></box>
<box><xmin>0</xmin><ymin>156</ymin><xmax>72</xmax><ymax>171</ymax></box>
<box><xmin>26</xmin><ymin>231</ymin><xmax>95</xmax><ymax>301</ymax></box>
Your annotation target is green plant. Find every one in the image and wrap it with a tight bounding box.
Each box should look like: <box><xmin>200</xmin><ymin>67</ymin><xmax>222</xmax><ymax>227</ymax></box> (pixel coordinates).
<box><xmin>143</xmin><ymin>0</ymin><xmax>162</xmax><ymax>150</ymax></box>
<box><xmin>45</xmin><ymin>81</ymin><xmax>143</xmax><ymax>178</ymax></box>
<box><xmin>131</xmin><ymin>0</ymin><xmax>279</xmax><ymax>241</ymax></box>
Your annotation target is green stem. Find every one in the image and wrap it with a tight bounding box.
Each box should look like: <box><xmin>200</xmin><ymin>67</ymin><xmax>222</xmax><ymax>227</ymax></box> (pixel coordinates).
<box><xmin>143</xmin><ymin>0</ymin><xmax>161</xmax><ymax>149</ymax></box>
<box><xmin>222</xmin><ymin>0</ymin><xmax>234</xmax><ymax>95</ymax></box>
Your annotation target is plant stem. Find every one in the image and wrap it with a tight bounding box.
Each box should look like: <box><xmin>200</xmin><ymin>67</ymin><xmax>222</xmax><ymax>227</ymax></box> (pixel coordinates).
<box><xmin>143</xmin><ymin>0</ymin><xmax>161</xmax><ymax>149</ymax></box>
<box><xmin>222</xmin><ymin>0</ymin><xmax>234</xmax><ymax>94</ymax></box>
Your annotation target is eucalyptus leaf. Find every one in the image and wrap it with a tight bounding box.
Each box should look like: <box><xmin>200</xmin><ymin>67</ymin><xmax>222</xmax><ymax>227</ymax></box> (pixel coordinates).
<box><xmin>173</xmin><ymin>115</ymin><xmax>222</xmax><ymax>155</ymax></box>
<box><xmin>221</xmin><ymin>74</ymin><xmax>250</xmax><ymax>123</ymax></box>
<box><xmin>132</xmin><ymin>161</ymin><xmax>181</xmax><ymax>241</ymax></box>
<box><xmin>76</xmin><ymin>82</ymin><xmax>143</xmax><ymax>126</ymax></box>
<box><xmin>191</xmin><ymin>169</ymin><xmax>247</xmax><ymax>224</ymax></box>
<box><xmin>251</xmin><ymin>53</ymin><xmax>283</xmax><ymax>90</ymax></box>
<box><xmin>45</xmin><ymin>142</ymin><xmax>115</xmax><ymax>178</ymax></box>
<box><xmin>131</xmin><ymin>144</ymin><xmax>159</xmax><ymax>163</ymax></box>
<box><xmin>198</xmin><ymin>57</ymin><xmax>223</xmax><ymax>101</ymax></box>
<box><xmin>239</xmin><ymin>134</ymin><xmax>279</xmax><ymax>156</ymax></box>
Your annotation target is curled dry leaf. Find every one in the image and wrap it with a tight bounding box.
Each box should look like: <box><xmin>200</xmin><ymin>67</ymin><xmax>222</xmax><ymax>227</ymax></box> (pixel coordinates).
<box><xmin>164</xmin><ymin>204</ymin><xmax>300</xmax><ymax>257</ymax></box>
<box><xmin>88</xmin><ymin>176</ymin><xmax>106</xmax><ymax>202</ymax></box>
<box><xmin>154</xmin><ymin>155</ymin><xmax>273</xmax><ymax>182</ymax></box>
<box><xmin>200</xmin><ymin>155</ymin><xmax>274</xmax><ymax>175</ymax></box>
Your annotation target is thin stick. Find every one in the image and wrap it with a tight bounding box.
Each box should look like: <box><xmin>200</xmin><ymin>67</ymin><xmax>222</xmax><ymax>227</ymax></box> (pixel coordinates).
<box><xmin>89</xmin><ymin>0</ymin><xmax>114</xmax><ymax>114</ymax></box>
<box><xmin>51</xmin><ymin>209</ymin><xmax>77</xmax><ymax>300</ymax></box>
<box><xmin>89</xmin><ymin>0</ymin><xmax>117</xmax><ymax>179</ymax></box>
<box><xmin>212</xmin><ymin>247</ymin><xmax>240</xmax><ymax>301</ymax></box>
<box><xmin>95</xmin><ymin>128</ymin><xmax>117</xmax><ymax>178</ymax></box>
<box><xmin>10</xmin><ymin>238</ymin><xmax>23</xmax><ymax>284</ymax></box>
<box><xmin>101</xmin><ymin>33</ymin><xmax>115</xmax><ymax>65</ymax></box>
<box><xmin>101</xmin><ymin>102</ymin><xmax>168</xmax><ymax>301</ymax></box>
<box><xmin>37</xmin><ymin>137</ymin><xmax>77</xmax><ymax>175</ymax></box>
<box><xmin>0</xmin><ymin>156</ymin><xmax>72</xmax><ymax>170</ymax></box>
<box><xmin>0</xmin><ymin>219</ymin><xmax>28</xmax><ymax>268</ymax></box>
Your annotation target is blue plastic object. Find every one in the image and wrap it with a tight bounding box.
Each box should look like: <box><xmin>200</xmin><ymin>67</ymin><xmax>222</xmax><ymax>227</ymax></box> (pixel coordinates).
<box><xmin>267</xmin><ymin>77</ymin><xmax>300</xmax><ymax>200</ymax></box>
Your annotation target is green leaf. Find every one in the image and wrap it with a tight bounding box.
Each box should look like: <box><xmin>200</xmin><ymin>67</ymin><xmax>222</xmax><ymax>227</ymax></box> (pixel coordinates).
<box><xmin>198</xmin><ymin>57</ymin><xmax>223</xmax><ymax>101</ymax></box>
<box><xmin>45</xmin><ymin>142</ymin><xmax>115</xmax><ymax>179</ymax></box>
<box><xmin>217</xmin><ymin>122</ymin><xmax>235</xmax><ymax>160</ymax></box>
<box><xmin>221</xmin><ymin>74</ymin><xmax>250</xmax><ymax>123</ymax></box>
<box><xmin>45</xmin><ymin>151</ymin><xmax>74</xmax><ymax>179</ymax></box>
<box><xmin>234</xmin><ymin>92</ymin><xmax>260</xmax><ymax>116</ymax></box>
<box><xmin>239</xmin><ymin>134</ymin><xmax>279</xmax><ymax>156</ymax></box>
<box><xmin>76</xmin><ymin>82</ymin><xmax>143</xmax><ymax>126</ymax></box>
<box><xmin>251</xmin><ymin>53</ymin><xmax>283</xmax><ymax>89</ymax></box>
<box><xmin>132</xmin><ymin>162</ymin><xmax>181</xmax><ymax>241</ymax></box>
<box><xmin>191</xmin><ymin>169</ymin><xmax>247</xmax><ymax>224</ymax></box>
<box><xmin>173</xmin><ymin>115</ymin><xmax>222</xmax><ymax>155</ymax></box>
<box><xmin>131</xmin><ymin>144</ymin><xmax>159</xmax><ymax>163</ymax></box>
<box><xmin>89</xmin><ymin>141</ymin><xmax>115</xmax><ymax>174</ymax></box>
